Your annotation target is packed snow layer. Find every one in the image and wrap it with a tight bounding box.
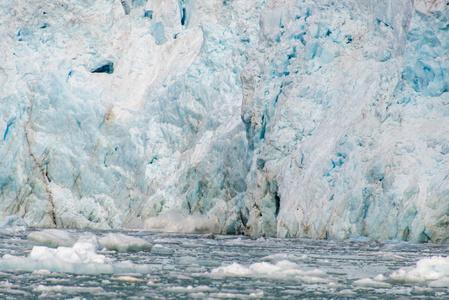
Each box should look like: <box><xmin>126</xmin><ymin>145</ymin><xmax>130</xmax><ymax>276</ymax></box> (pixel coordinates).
<box><xmin>0</xmin><ymin>231</ymin><xmax>152</xmax><ymax>274</ymax></box>
<box><xmin>1</xmin><ymin>0</ymin><xmax>449</xmax><ymax>242</ymax></box>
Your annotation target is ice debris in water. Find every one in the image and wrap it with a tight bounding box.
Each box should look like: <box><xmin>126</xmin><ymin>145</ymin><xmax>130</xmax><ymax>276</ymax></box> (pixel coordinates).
<box><xmin>151</xmin><ymin>244</ymin><xmax>174</xmax><ymax>255</ymax></box>
<box><xmin>262</xmin><ymin>253</ymin><xmax>308</xmax><ymax>262</ymax></box>
<box><xmin>112</xmin><ymin>276</ymin><xmax>146</xmax><ymax>283</ymax></box>
<box><xmin>144</xmin><ymin>210</ymin><xmax>217</xmax><ymax>234</ymax></box>
<box><xmin>356</xmin><ymin>256</ymin><xmax>449</xmax><ymax>288</ymax></box>
<box><xmin>0</xmin><ymin>231</ymin><xmax>152</xmax><ymax>274</ymax></box>
<box><xmin>28</xmin><ymin>229</ymin><xmax>77</xmax><ymax>248</ymax></box>
<box><xmin>99</xmin><ymin>233</ymin><xmax>152</xmax><ymax>252</ymax></box>
<box><xmin>210</xmin><ymin>260</ymin><xmax>331</xmax><ymax>283</ymax></box>
<box><xmin>353</xmin><ymin>278</ymin><xmax>392</xmax><ymax>289</ymax></box>
<box><xmin>28</xmin><ymin>229</ymin><xmax>152</xmax><ymax>252</ymax></box>
<box><xmin>389</xmin><ymin>256</ymin><xmax>449</xmax><ymax>284</ymax></box>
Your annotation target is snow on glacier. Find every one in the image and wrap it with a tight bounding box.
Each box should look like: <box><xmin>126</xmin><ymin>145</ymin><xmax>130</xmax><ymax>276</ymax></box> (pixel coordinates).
<box><xmin>1</xmin><ymin>0</ymin><xmax>449</xmax><ymax>242</ymax></box>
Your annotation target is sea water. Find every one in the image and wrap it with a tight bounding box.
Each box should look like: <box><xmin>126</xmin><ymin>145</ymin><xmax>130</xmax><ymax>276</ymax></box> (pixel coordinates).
<box><xmin>0</xmin><ymin>229</ymin><xmax>448</xmax><ymax>299</ymax></box>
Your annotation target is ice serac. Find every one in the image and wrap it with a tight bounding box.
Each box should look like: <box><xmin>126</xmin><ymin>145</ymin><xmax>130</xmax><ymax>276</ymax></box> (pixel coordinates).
<box><xmin>245</xmin><ymin>0</ymin><xmax>449</xmax><ymax>242</ymax></box>
<box><xmin>1</xmin><ymin>0</ymin><xmax>449</xmax><ymax>242</ymax></box>
<box><xmin>0</xmin><ymin>0</ymin><xmax>261</xmax><ymax>232</ymax></box>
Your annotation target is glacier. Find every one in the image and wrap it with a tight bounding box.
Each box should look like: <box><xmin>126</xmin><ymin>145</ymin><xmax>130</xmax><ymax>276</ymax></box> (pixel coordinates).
<box><xmin>1</xmin><ymin>0</ymin><xmax>449</xmax><ymax>243</ymax></box>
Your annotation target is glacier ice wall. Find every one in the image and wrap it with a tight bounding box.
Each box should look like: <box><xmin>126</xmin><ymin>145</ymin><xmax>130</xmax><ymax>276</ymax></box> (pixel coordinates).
<box><xmin>1</xmin><ymin>0</ymin><xmax>449</xmax><ymax>242</ymax></box>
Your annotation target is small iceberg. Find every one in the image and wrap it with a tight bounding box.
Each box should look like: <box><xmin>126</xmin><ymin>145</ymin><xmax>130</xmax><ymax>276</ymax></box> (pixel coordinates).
<box><xmin>1</xmin><ymin>231</ymin><xmax>153</xmax><ymax>275</ymax></box>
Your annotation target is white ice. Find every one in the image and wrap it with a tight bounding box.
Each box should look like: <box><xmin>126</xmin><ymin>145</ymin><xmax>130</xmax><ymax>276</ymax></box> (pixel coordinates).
<box><xmin>357</xmin><ymin>256</ymin><xmax>449</xmax><ymax>288</ymax></box>
<box><xmin>1</xmin><ymin>0</ymin><xmax>448</xmax><ymax>242</ymax></box>
<box><xmin>210</xmin><ymin>260</ymin><xmax>331</xmax><ymax>284</ymax></box>
<box><xmin>0</xmin><ymin>232</ymin><xmax>152</xmax><ymax>274</ymax></box>
<box><xmin>28</xmin><ymin>229</ymin><xmax>77</xmax><ymax>248</ymax></box>
<box><xmin>389</xmin><ymin>256</ymin><xmax>449</xmax><ymax>284</ymax></box>
<box><xmin>99</xmin><ymin>233</ymin><xmax>152</xmax><ymax>252</ymax></box>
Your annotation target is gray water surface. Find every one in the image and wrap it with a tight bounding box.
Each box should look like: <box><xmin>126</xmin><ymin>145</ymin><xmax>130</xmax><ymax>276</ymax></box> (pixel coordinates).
<box><xmin>0</xmin><ymin>229</ymin><xmax>448</xmax><ymax>299</ymax></box>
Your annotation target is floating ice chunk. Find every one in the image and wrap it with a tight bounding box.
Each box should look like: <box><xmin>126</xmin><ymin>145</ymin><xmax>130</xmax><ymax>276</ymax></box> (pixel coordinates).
<box><xmin>28</xmin><ymin>237</ymin><xmax>110</xmax><ymax>271</ymax></box>
<box><xmin>151</xmin><ymin>244</ymin><xmax>174</xmax><ymax>255</ymax></box>
<box><xmin>112</xmin><ymin>276</ymin><xmax>146</xmax><ymax>283</ymax></box>
<box><xmin>389</xmin><ymin>256</ymin><xmax>449</xmax><ymax>284</ymax></box>
<box><xmin>209</xmin><ymin>291</ymin><xmax>264</xmax><ymax>298</ymax></box>
<box><xmin>32</xmin><ymin>269</ymin><xmax>51</xmax><ymax>275</ymax></box>
<box><xmin>249</xmin><ymin>262</ymin><xmax>283</xmax><ymax>275</ymax></box>
<box><xmin>211</xmin><ymin>262</ymin><xmax>252</xmax><ymax>276</ymax></box>
<box><xmin>353</xmin><ymin>278</ymin><xmax>392</xmax><ymax>288</ymax></box>
<box><xmin>0</xmin><ymin>254</ymin><xmax>37</xmax><ymax>272</ymax></box>
<box><xmin>411</xmin><ymin>286</ymin><xmax>433</xmax><ymax>295</ymax></box>
<box><xmin>0</xmin><ymin>233</ymin><xmax>152</xmax><ymax>275</ymax></box>
<box><xmin>112</xmin><ymin>260</ymin><xmax>151</xmax><ymax>274</ymax></box>
<box><xmin>144</xmin><ymin>210</ymin><xmax>217</xmax><ymax>234</ymax></box>
<box><xmin>166</xmin><ymin>285</ymin><xmax>219</xmax><ymax>293</ymax></box>
<box><xmin>373</xmin><ymin>274</ymin><xmax>388</xmax><ymax>282</ymax></box>
<box><xmin>359</xmin><ymin>251</ymin><xmax>405</xmax><ymax>260</ymax></box>
<box><xmin>250</xmin><ymin>291</ymin><xmax>264</xmax><ymax>297</ymax></box>
<box><xmin>210</xmin><ymin>260</ymin><xmax>330</xmax><ymax>283</ymax></box>
<box><xmin>262</xmin><ymin>253</ymin><xmax>308</xmax><ymax>262</ymax></box>
<box><xmin>99</xmin><ymin>233</ymin><xmax>152</xmax><ymax>252</ymax></box>
<box><xmin>28</xmin><ymin>229</ymin><xmax>77</xmax><ymax>248</ymax></box>
<box><xmin>428</xmin><ymin>277</ymin><xmax>449</xmax><ymax>288</ymax></box>
<box><xmin>33</xmin><ymin>285</ymin><xmax>104</xmax><ymax>294</ymax></box>
<box><xmin>357</xmin><ymin>256</ymin><xmax>449</xmax><ymax>288</ymax></box>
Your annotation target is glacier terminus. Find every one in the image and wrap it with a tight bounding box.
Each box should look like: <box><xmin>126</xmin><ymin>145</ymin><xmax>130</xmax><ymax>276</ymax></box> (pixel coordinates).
<box><xmin>1</xmin><ymin>0</ymin><xmax>449</xmax><ymax>243</ymax></box>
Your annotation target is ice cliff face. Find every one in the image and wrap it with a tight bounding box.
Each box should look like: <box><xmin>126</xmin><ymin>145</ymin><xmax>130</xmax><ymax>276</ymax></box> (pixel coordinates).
<box><xmin>1</xmin><ymin>0</ymin><xmax>449</xmax><ymax>242</ymax></box>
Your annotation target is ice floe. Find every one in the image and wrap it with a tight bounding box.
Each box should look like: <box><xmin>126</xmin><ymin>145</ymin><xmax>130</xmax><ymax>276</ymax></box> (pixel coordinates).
<box><xmin>28</xmin><ymin>229</ymin><xmax>77</xmax><ymax>248</ymax></box>
<box><xmin>355</xmin><ymin>256</ymin><xmax>449</xmax><ymax>288</ymax></box>
<box><xmin>209</xmin><ymin>260</ymin><xmax>331</xmax><ymax>284</ymax></box>
<box><xmin>0</xmin><ymin>231</ymin><xmax>153</xmax><ymax>275</ymax></box>
<box><xmin>99</xmin><ymin>233</ymin><xmax>152</xmax><ymax>252</ymax></box>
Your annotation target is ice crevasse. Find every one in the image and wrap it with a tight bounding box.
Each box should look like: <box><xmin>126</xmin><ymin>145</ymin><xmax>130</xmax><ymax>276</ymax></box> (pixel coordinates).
<box><xmin>1</xmin><ymin>0</ymin><xmax>449</xmax><ymax>242</ymax></box>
